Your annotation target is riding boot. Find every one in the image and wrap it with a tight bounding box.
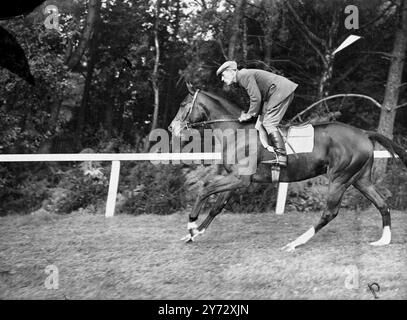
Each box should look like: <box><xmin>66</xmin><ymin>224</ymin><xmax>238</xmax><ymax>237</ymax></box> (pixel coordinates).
<box><xmin>268</xmin><ymin>130</ymin><xmax>287</xmax><ymax>167</ymax></box>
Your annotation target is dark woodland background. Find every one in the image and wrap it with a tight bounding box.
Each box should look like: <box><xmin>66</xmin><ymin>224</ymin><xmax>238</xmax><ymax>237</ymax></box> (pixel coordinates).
<box><xmin>0</xmin><ymin>0</ymin><xmax>406</xmax><ymax>216</ymax></box>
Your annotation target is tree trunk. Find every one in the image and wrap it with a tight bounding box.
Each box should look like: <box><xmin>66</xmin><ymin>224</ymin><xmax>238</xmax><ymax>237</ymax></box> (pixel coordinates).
<box><xmin>65</xmin><ymin>0</ymin><xmax>101</xmax><ymax>70</ymax></box>
<box><xmin>242</xmin><ymin>16</ymin><xmax>248</xmax><ymax>63</ymax></box>
<box><xmin>105</xmin><ymin>74</ymin><xmax>115</xmax><ymax>139</ymax></box>
<box><xmin>228</xmin><ymin>0</ymin><xmax>246</xmax><ymax>60</ymax></box>
<box><xmin>374</xmin><ymin>0</ymin><xmax>407</xmax><ymax>179</ymax></box>
<box><xmin>151</xmin><ymin>0</ymin><xmax>162</xmax><ymax>132</ymax></box>
<box><xmin>75</xmin><ymin>14</ymin><xmax>100</xmax><ymax>144</ymax></box>
<box><xmin>75</xmin><ymin>51</ymin><xmax>96</xmax><ymax>144</ymax></box>
<box><xmin>145</xmin><ymin>0</ymin><xmax>162</xmax><ymax>152</ymax></box>
<box><xmin>49</xmin><ymin>97</ymin><xmax>61</xmax><ymax>132</ymax></box>
<box><xmin>162</xmin><ymin>0</ymin><xmax>180</xmax><ymax>126</ymax></box>
<box><xmin>317</xmin><ymin>52</ymin><xmax>334</xmax><ymax>100</ymax></box>
<box><xmin>317</xmin><ymin>11</ymin><xmax>338</xmax><ymax>100</ymax></box>
<box><xmin>262</xmin><ymin>0</ymin><xmax>275</xmax><ymax>66</ymax></box>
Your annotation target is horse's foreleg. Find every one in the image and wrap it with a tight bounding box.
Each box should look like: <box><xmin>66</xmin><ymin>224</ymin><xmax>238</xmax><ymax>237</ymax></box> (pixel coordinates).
<box><xmin>180</xmin><ymin>197</ymin><xmax>208</xmax><ymax>242</ymax></box>
<box><xmin>282</xmin><ymin>182</ymin><xmax>347</xmax><ymax>252</ymax></box>
<box><xmin>182</xmin><ymin>175</ymin><xmax>250</xmax><ymax>242</ymax></box>
<box><xmin>198</xmin><ymin>190</ymin><xmax>233</xmax><ymax>232</ymax></box>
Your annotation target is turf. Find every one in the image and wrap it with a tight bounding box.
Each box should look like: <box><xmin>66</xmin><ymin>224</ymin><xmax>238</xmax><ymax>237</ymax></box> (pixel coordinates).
<box><xmin>0</xmin><ymin>208</ymin><xmax>406</xmax><ymax>299</ymax></box>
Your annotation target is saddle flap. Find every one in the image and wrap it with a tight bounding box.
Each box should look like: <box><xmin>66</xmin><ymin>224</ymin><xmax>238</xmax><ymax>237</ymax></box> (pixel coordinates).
<box><xmin>286</xmin><ymin>124</ymin><xmax>314</xmax><ymax>154</ymax></box>
<box><xmin>285</xmin><ymin>124</ymin><xmax>314</xmax><ymax>154</ymax></box>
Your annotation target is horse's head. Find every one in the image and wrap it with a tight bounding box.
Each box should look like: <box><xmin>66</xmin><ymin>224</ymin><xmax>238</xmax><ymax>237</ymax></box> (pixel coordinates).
<box><xmin>168</xmin><ymin>83</ymin><xmax>209</xmax><ymax>137</ymax></box>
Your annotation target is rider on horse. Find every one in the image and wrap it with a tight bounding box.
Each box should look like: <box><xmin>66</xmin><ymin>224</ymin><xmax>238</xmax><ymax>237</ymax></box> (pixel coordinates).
<box><xmin>216</xmin><ymin>61</ymin><xmax>298</xmax><ymax>167</ymax></box>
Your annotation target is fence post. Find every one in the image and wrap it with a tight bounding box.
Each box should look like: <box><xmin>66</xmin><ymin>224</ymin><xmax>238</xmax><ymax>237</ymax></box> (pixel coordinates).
<box><xmin>276</xmin><ymin>182</ymin><xmax>288</xmax><ymax>215</ymax></box>
<box><xmin>105</xmin><ymin>160</ymin><xmax>121</xmax><ymax>217</ymax></box>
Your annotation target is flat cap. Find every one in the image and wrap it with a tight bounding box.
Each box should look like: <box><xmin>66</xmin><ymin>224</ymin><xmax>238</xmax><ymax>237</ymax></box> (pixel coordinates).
<box><xmin>216</xmin><ymin>60</ymin><xmax>237</xmax><ymax>76</ymax></box>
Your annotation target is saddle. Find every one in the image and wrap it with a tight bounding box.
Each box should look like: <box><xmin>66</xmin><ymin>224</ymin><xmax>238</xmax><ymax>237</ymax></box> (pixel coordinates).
<box><xmin>261</xmin><ymin>123</ymin><xmax>314</xmax><ymax>182</ymax></box>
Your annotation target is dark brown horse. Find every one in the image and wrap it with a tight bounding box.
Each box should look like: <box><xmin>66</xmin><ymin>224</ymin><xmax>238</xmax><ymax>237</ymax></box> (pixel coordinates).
<box><xmin>168</xmin><ymin>85</ymin><xmax>407</xmax><ymax>251</ymax></box>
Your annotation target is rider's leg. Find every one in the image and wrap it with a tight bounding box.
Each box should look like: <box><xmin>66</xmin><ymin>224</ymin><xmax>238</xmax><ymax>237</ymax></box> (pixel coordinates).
<box><xmin>257</xmin><ymin>123</ymin><xmax>270</xmax><ymax>149</ymax></box>
<box><xmin>262</xmin><ymin>94</ymin><xmax>294</xmax><ymax>167</ymax></box>
<box><xmin>268</xmin><ymin>127</ymin><xmax>287</xmax><ymax>167</ymax></box>
<box><xmin>255</xmin><ymin>117</ymin><xmax>275</xmax><ymax>152</ymax></box>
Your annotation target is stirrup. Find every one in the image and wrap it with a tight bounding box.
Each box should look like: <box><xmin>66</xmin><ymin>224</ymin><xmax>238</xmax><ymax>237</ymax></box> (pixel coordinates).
<box><xmin>277</xmin><ymin>154</ymin><xmax>287</xmax><ymax>167</ymax></box>
<box><xmin>262</xmin><ymin>146</ymin><xmax>279</xmax><ymax>165</ymax></box>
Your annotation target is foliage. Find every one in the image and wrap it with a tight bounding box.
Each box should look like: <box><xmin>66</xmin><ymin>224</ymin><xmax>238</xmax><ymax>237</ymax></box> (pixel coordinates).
<box><xmin>47</xmin><ymin>167</ymin><xmax>109</xmax><ymax>214</ymax></box>
<box><xmin>119</xmin><ymin>161</ymin><xmax>187</xmax><ymax>215</ymax></box>
<box><xmin>0</xmin><ymin>165</ymin><xmax>50</xmax><ymax>216</ymax></box>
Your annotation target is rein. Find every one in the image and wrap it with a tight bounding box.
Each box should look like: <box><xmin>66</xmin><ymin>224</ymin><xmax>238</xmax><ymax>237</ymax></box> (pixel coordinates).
<box><xmin>186</xmin><ymin>118</ymin><xmax>240</xmax><ymax>128</ymax></box>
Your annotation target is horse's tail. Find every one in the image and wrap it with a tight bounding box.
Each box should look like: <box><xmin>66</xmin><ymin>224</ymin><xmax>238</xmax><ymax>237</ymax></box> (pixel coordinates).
<box><xmin>367</xmin><ymin>131</ymin><xmax>407</xmax><ymax>168</ymax></box>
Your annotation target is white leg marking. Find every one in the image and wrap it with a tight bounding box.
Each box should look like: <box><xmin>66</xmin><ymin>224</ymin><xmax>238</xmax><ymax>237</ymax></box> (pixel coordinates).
<box><xmin>180</xmin><ymin>222</ymin><xmax>205</xmax><ymax>242</ymax></box>
<box><xmin>282</xmin><ymin>227</ymin><xmax>315</xmax><ymax>252</ymax></box>
<box><xmin>370</xmin><ymin>226</ymin><xmax>391</xmax><ymax>246</ymax></box>
<box><xmin>187</xmin><ymin>221</ymin><xmax>198</xmax><ymax>230</ymax></box>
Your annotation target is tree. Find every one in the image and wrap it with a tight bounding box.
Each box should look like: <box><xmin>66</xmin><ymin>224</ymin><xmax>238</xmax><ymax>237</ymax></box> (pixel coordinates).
<box><xmin>65</xmin><ymin>0</ymin><xmax>101</xmax><ymax>70</ymax></box>
<box><xmin>259</xmin><ymin>0</ymin><xmax>281</xmax><ymax>66</ymax></box>
<box><xmin>150</xmin><ymin>0</ymin><xmax>163</xmax><ymax>133</ymax></box>
<box><xmin>375</xmin><ymin>0</ymin><xmax>407</xmax><ymax>178</ymax></box>
<box><xmin>285</xmin><ymin>0</ymin><xmax>341</xmax><ymax>100</ymax></box>
<box><xmin>228</xmin><ymin>0</ymin><xmax>246</xmax><ymax>60</ymax></box>
<box><xmin>162</xmin><ymin>0</ymin><xmax>183</xmax><ymax>126</ymax></box>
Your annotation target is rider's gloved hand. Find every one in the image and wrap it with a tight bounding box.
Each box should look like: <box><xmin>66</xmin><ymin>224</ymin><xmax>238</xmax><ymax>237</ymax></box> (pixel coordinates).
<box><xmin>238</xmin><ymin>111</ymin><xmax>254</xmax><ymax>122</ymax></box>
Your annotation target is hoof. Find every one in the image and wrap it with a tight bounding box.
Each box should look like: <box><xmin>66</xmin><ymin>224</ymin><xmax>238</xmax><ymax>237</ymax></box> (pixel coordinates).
<box><xmin>369</xmin><ymin>240</ymin><xmax>390</xmax><ymax>246</ymax></box>
<box><xmin>280</xmin><ymin>243</ymin><xmax>296</xmax><ymax>252</ymax></box>
<box><xmin>180</xmin><ymin>228</ymin><xmax>205</xmax><ymax>243</ymax></box>
<box><xmin>180</xmin><ymin>234</ymin><xmax>194</xmax><ymax>242</ymax></box>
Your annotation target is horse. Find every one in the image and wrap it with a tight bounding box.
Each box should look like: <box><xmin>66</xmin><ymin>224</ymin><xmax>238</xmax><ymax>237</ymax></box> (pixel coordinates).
<box><xmin>168</xmin><ymin>84</ymin><xmax>407</xmax><ymax>251</ymax></box>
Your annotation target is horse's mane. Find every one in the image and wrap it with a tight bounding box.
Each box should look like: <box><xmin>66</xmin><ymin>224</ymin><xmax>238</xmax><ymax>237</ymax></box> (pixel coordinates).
<box><xmin>201</xmin><ymin>90</ymin><xmax>244</xmax><ymax>116</ymax></box>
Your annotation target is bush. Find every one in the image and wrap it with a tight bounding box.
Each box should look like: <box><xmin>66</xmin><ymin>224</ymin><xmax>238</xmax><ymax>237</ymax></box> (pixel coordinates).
<box><xmin>0</xmin><ymin>174</ymin><xmax>50</xmax><ymax>216</ymax></box>
<box><xmin>227</xmin><ymin>183</ymin><xmax>278</xmax><ymax>213</ymax></box>
<box><xmin>119</xmin><ymin>162</ymin><xmax>187</xmax><ymax>215</ymax></box>
<box><xmin>0</xmin><ymin>163</ymin><xmax>52</xmax><ymax>216</ymax></box>
<box><xmin>285</xmin><ymin>176</ymin><xmax>330</xmax><ymax>212</ymax></box>
<box><xmin>47</xmin><ymin>166</ymin><xmax>109</xmax><ymax>214</ymax></box>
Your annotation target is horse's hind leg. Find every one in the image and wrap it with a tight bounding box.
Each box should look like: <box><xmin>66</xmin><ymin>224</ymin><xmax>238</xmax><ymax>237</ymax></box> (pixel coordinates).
<box><xmin>282</xmin><ymin>181</ymin><xmax>347</xmax><ymax>252</ymax></box>
<box><xmin>353</xmin><ymin>168</ymin><xmax>391</xmax><ymax>246</ymax></box>
<box><xmin>281</xmin><ymin>153</ymin><xmax>374</xmax><ymax>252</ymax></box>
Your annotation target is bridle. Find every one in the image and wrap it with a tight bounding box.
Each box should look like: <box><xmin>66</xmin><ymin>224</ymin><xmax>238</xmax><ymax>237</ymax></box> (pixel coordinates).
<box><xmin>182</xmin><ymin>90</ymin><xmax>240</xmax><ymax>130</ymax></box>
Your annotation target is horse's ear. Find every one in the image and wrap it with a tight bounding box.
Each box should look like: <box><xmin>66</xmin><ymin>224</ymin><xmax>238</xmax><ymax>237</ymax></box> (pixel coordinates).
<box><xmin>186</xmin><ymin>82</ymin><xmax>195</xmax><ymax>94</ymax></box>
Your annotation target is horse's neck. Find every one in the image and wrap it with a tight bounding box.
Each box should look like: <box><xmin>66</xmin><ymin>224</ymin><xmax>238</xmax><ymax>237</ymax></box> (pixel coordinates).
<box><xmin>202</xmin><ymin>91</ymin><xmax>241</xmax><ymax>120</ymax></box>
<box><xmin>200</xmin><ymin>91</ymin><xmax>252</xmax><ymax>132</ymax></box>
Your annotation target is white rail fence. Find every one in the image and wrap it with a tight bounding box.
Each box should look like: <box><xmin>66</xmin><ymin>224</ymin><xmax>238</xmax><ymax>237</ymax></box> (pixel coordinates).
<box><xmin>0</xmin><ymin>150</ymin><xmax>400</xmax><ymax>217</ymax></box>
<box><xmin>0</xmin><ymin>153</ymin><xmax>222</xmax><ymax>217</ymax></box>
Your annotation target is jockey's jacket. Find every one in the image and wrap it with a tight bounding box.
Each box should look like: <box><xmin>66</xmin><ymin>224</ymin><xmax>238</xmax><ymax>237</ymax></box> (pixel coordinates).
<box><xmin>236</xmin><ymin>68</ymin><xmax>298</xmax><ymax>117</ymax></box>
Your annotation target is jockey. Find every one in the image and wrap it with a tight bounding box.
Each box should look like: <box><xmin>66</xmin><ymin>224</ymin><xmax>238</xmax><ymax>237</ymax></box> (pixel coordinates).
<box><xmin>216</xmin><ymin>61</ymin><xmax>298</xmax><ymax>167</ymax></box>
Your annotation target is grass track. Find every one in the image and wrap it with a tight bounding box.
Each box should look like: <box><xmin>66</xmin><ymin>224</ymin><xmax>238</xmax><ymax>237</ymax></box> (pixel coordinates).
<box><xmin>0</xmin><ymin>208</ymin><xmax>406</xmax><ymax>299</ymax></box>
